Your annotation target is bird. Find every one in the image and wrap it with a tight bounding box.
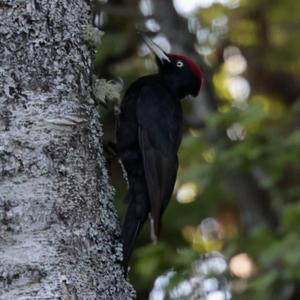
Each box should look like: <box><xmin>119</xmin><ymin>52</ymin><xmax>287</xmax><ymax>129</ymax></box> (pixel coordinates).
<box><xmin>116</xmin><ymin>34</ymin><xmax>204</xmax><ymax>275</ymax></box>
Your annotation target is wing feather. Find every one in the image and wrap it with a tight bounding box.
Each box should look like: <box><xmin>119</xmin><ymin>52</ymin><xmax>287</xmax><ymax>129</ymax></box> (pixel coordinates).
<box><xmin>137</xmin><ymin>87</ymin><xmax>181</xmax><ymax>237</ymax></box>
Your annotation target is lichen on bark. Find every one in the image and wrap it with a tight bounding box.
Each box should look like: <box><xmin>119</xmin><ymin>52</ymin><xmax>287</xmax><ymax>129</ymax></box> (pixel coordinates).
<box><xmin>0</xmin><ymin>0</ymin><xmax>134</xmax><ymax>299</ymax></box>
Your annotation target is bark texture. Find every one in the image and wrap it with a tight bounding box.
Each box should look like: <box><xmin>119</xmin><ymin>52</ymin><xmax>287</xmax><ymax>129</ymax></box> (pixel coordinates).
<box><xmin>0</xmin><ymin>1</ymin><xmax>134</xmax><ymax>299</ymax></box>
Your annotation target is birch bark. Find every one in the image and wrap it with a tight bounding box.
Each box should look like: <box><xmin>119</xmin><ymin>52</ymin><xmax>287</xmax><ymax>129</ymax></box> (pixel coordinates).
<box><xmin>0</xmin><ymin>1</ymin><xmax>134</xmax><ymax>299</ymax></box>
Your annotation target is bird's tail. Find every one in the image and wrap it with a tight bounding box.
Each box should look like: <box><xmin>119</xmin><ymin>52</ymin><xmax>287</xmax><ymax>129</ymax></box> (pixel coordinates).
<box><xmin>121</xmin><ymin>188</ymin><xmax>148</xmax><ymax>276</ymax></box>
<box><xmin>122</xmin><ymin>212</ymin><xmax>141</xmax><ymax>276</ymax></box>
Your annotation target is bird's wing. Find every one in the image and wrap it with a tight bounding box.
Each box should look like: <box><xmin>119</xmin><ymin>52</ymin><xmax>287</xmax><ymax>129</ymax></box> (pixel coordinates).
<box><xmin>137</xmin><ymin>86</ymin><xmax>181</xmax><ymax>238</ymax></box>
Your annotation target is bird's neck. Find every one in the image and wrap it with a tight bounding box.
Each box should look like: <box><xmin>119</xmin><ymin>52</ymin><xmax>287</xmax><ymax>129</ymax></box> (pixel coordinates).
<box><xmin>158</xmin><ymin>73</ymin><xmax>188</xmax><ymax>99</ymax></box>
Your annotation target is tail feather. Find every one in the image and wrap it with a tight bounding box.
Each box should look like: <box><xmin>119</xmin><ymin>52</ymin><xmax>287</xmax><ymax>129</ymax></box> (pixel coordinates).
<box><xmin>121</xmin><ymin>189</ymin><xmax>149</xmax><ymax>276</ymax></box>
<box><xmin>122</xmin><ymin>213</ymin><xmax>141</xmax><ymax>276</ymax></box>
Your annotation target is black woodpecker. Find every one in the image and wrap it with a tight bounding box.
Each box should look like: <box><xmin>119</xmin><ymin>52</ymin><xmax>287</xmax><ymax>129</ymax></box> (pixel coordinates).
<box><xmin>116</xmin><ymin>35</ymin><xmax>204</xmax><ymax>274</ymax></box>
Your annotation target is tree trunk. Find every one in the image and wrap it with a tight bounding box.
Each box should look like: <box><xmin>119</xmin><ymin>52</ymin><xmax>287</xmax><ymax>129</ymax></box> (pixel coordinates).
<box><xmin>0</xmin><ymin>1</ymin><xmax>134</xmax><ymax>299</ymax></box>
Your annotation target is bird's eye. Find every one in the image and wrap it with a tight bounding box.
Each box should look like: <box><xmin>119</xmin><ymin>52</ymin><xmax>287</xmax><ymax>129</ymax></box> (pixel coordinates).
<box><xmin>176</xmin><ymin>60</ymin><xmax>184</xmax><ymax>68</ymax></box>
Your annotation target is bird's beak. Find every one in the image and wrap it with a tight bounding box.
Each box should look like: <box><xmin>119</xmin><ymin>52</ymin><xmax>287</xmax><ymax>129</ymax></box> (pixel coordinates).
<box><xmin>139</xmin><ymin>33</ymin><xmax>170</xmax><ymax>63</ymax></box>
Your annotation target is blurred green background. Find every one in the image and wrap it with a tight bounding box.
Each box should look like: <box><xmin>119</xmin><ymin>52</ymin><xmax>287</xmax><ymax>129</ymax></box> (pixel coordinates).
<box><xmin>93</xmin><ymin>0</ymin><xmax>300</xmax><ymax>299</ymax></box>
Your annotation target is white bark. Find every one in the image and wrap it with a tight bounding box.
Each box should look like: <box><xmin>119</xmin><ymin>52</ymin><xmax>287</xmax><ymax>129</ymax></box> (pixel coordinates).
<box><xmin>0</xmin><ymin>1</ymin><xmax>134</xmax><ymax>299</ymax></box>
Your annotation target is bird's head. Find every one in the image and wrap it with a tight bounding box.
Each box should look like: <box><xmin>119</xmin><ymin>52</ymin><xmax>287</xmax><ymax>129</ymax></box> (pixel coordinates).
<box><xmin>141</xmin><ymin>34</ymin><xmax>204</xmax><ymax>98</ymax></box>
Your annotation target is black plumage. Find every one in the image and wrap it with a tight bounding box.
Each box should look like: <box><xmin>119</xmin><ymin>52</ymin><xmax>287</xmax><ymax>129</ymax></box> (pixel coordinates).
<box><xmin>116</xmin><ymin>36</ymin><xmax>203</xmax><ymax>274</ymax></box>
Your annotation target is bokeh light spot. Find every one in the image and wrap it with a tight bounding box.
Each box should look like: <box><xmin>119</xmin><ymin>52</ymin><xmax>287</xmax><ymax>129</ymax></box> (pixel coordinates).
<box><xmin>176</xmin><ymin>182</ymin><xmax>198</xmax><ymax>203</ymax></box>
<box><xmin>227</xmin><ymin>76</ymin><xmax>250</xmax><ymax>102</ymax></box>
<box><xmin>229</xmin><ymin>253</ymin><xmax>255</xmax><ymax>279</ymax></box>
<box><xmin>226</xmin><ymin>123</ymin><xmax>246</xmax><ymax>141</ymax></box>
